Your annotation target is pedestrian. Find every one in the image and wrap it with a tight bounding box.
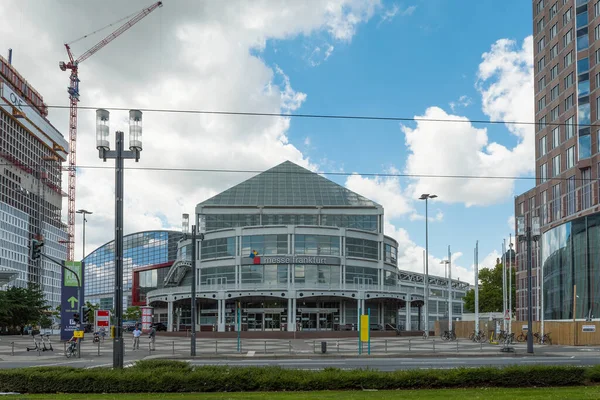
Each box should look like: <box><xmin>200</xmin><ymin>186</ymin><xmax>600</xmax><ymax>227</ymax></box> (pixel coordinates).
<box><xmin>132</xmin><ymin>326</ymin><xmax>141</xmax><ymax>350</ymax></box>
<box><xmin>149</xmin><ymin>326</ymin><xmax>156</xmax><ymax>351</ymax></box>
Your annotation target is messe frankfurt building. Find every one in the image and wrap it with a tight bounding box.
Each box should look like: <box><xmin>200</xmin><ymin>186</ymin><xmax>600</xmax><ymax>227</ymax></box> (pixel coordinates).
<box><xmin>146</xmin><ymin>161</ymin><xmax>468</xmax><ymax>332</ymax></box>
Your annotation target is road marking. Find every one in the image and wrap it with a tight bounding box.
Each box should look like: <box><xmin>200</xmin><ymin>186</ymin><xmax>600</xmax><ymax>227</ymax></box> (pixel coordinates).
<box><xmin>246</xmin><ymin>351</ymin><xmax>255</xmax><ymax>357</ymax></box>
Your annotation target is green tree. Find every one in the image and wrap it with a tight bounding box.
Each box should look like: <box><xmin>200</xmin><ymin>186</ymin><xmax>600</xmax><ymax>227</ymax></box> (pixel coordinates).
<box><xmin>124</xmin><ymin>306</ymin><xmax>141</xmax><ymax>321</ymax></box>
<box><xmin>0</xmin><ymin>284</ymin><xmax>50</xmax><ymax>331</ymax></box>
<box><xmin>463</xmin><ymin>260</ymin><xmax>516</xmax><ymax>314</ymax></box>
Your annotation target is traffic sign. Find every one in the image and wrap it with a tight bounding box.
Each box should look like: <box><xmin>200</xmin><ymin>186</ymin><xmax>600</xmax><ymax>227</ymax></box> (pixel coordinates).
<box><xmin>73</xmin><ymin>330</ymin><xmax>84</xmax><ymax>338</ymax></box>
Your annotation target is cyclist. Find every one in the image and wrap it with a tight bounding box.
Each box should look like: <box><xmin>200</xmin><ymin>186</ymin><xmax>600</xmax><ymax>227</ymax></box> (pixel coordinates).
<box><xmin>65</xmin><ymin>334</ymin><xmax>78</xmax><ymax>358</ymax></box>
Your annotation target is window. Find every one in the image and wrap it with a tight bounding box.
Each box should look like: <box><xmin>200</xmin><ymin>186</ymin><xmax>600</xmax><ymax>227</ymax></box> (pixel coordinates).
<box><xmin>579</xmin><ymin>102</ymin><xmax>591</xmax><ymax>126</ymax></box>
<box><xmin>384</xmin><ymin>243</ymin><xmax>398</xmax><ymax>264</ymax></box>
<box><xmin>541</xmin><ymin>190</ymin><xmax>548</xmax><ymax>224</ymax></box>
<box><xmin>565</xmin><ymin>94</ymin><xmax>574</xmax><ymax>110</ymax></box>
<box><xmin>564</xmin><ymin>72</ymin><xmax>574</xmax><ymax>88</ymax></box>
<box><xmin>551</xmin><ymin>84</ymin><xmax>560</xmax><ymax>100</ymax></box>
<box><xmin>550</xmin><ymin>106</ymin><xmax>560</xmax><ymax>121</ymax></box>
<box><xmin>582</xmin><ymin>168</ymin><xmax>592</xmax><ymax>209</ymax></box>
<box><xmin>346</xmin><ymin>237</ymin><xmax>378</xmax><ymax>260</ymax></box>
<box><xmin>566</xmin><ymin>116</ymin><xmax>575</xmax><ymax>138</ymax></box>
<box><xmin>567</xmin><ymin>146</ymin><xmax>575</xmax><ymax>168</ymax></box>
<box><xmin>564</xmin><ymin>8</ymin><xmax>572</xmax><ymax>25</ymax></box>
<box><xmin>596</xmin><ymin>1</ymin><xmax>600</xmax><ymax>17</ymax></box>
<box><xmin>579</xmin><ymin>79</ymin><xmax>590</xmax><ymax>96</ymax></box>
<box><xmin>538</xmin><ymin>115</ymin><xmax>547</xmax><ymax>131</ymax></box>
<box><xmin>295</xmin><ymin>234</ymin><xmax>340</xmax><ymax>256</ymax></box>
<box><xmin>596</xmin><ymin>72</ymin><xmax>600</xmax><ymax>89</ymax></box>
<box><xmin>567</xmin><ymin>175</ymin><xmax>576</xmax><ymax>215</ymax></box>
<box><xmin>537</xmin><ymin>17</ymin><xmax>546</xmax><ymax>34</ymax></box>
<box><xmin>541</xmin><ymin>163</ymin><xmax>548</xmax><ymax>182</ymax></box>
<box><xmin>577</xmin><ymin>32</ymin><xmax>589</xmax><ymax>51</ymax></box>
<box><xmin>551</xmin><ymin>44</ymin><xmax>559</xmax><ymax>59</ymax></box>
<box><xmin>578</xmin><ymin>57</ymin><xmax>590</xmax><ymax>73</ymax></box>
<box><xmin>597</xmin><ymin>96</ymin><xmax>600</xmax><ymax>120</ymax></box>
<box><xmin>538</xmin><ymin>96</ymin><xmax>547</xmax><ymax>111</ymax></box>
<box><xmin>552</xmin><ymin>126</ymin><xmax>561</xmax><ymax>147</ymax></box>
<box><xmin>579</xmin><ymin>134</ymin><xmax>592</xmax><ymax>159</ymax></box>
<box><xmin>537</xmin><ymin>0</ymin><xmax>545</xmax><ymax>14</ymax></box>
<box><xmin>551</xmin><ymin>64</ymin><xmax>559</xmax><ymax>80</ymax></box>
<box><xmin>553</xmin><ymin>154</ymin><xmax>561</xmax><ymax>176</ymax></box>
<box><xmin>576</xmin><ymin>11</ymin><xmax>588</xmax><ymax>28</ymax></box>
<box><xmin>564</xmin><ymin>51</ymin><xmax>573</xmax><ymax>67</ymax></box>
<box><xmin>596</xmin><ymin>24</ymin><xmax>600</xmax><ymax>40</ymax></box>
<box><xmin>564</xmin><ymin>29</ymin><xmax>574</xmax><ymax>47</ymax></box>
<box><xmin>550</xmin><ymin>2</ymin><xmax>558</xmax><ymax>18</ymax></box>
<box><xmin>241</xmin><ymin>234</ymin><xmax>288</xmax><ymax>256</ymax></box>
<box><xmin>552</xmin><ymin>183</ymin><xmax>561</xmax><ymax>220</ymax></box>
<box><xmin>538</xmin><ymin>56</ymin><xmax>546</xmax><ymax>72</ymax></box>
<box><xmin>597</xmin><ymin>49</ymin><xmax>600</xmax><ymax>64</ymax></box>
<box><xmin>201</xmin><ymin>237</ymin><xmax>236</xmax><ymax>259</ymax></box>
<box><xmin>550</xmin><ymin>23</ymin><xmax>558</xmax><ymax>39</ymax></box>
<box><xmin>539</xmin><ymin>135</ymin><xmax>547</xmax><ymax>156</ymax></box>
<box><xmin>539</xmin><ymin>36</ymin><xmax>547</xmax><ymax>52</ymax></box>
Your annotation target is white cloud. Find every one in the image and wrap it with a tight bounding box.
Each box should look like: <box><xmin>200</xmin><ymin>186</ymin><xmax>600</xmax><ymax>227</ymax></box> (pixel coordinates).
<box><xmin>403</xmin><ymin>36</ymin><xmax>534</xmax><ymax>207</ymax></box>
<box><xmin>308</xmin><ymin>44</ymin><xmax>335</xmax><ymax>67</ymax></box>
<box><xmin>449</xmin><ymin>95</ymin><xmax>472</xmax><ymax>112</ymax></box>
<box><xmin>0</xmin><ymin>0</ymin><xmax>379</xmax><ymax>259</ymax></box>
<box><xmin>507</xmin><ymin>215</ymin><xmax>515</xmax><ymax>231</ymax></box>
<box><xmin>379</xmin><ymin>4</ymin><xmax>416</xmax><ymax>25</ymax></box>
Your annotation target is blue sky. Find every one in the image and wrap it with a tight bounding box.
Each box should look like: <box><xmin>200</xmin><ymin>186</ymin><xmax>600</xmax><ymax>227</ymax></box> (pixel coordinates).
<box><xmin>1</xmin><ymin>0</ymin><xmax>537</xmax><ymax>276</ymax></box>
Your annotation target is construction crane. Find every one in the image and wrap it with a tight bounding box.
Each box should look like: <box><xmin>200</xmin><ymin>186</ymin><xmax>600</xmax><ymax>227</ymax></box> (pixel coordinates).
<box><xmin>59</xmin><ymin>1</ymin><xmax>163</xmax><ymax>261</ymax></box>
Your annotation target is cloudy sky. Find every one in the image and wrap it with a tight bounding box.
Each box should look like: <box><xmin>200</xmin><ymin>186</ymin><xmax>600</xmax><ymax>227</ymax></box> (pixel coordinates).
<box><xmin>0</xmin><ymin>0</ymin><xmax>535</xmax><ymax>282</ymax></box>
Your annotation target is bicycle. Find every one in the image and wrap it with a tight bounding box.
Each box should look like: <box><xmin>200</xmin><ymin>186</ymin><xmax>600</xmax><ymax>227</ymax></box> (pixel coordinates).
<box><xmin>539</xmin><ymin>332</ymin><xmax>552</xmax><ymax>345</ymax></box>
<box><xmin>516</xmin><ymin>331</ymin><xmax>528</xmax><ymax>342</ymax></box>
<box><xmin>441</xmin><ymin>330</ymin><xmax>456</xmax><ymax>341</ymax></box>
<box><xmin>65</xmin><ymin>338</ymin><xmax>78</xmax><ymax>358</ymax></box>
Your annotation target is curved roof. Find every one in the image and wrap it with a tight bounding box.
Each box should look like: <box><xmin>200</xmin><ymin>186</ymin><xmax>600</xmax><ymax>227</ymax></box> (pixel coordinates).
<box><xmin>199</xmin><ymin>161</ymin><xmax>380</xmax><ymax>208</ymax></box>
<box><xmin>83</xmin><ymin>230</ymin><xmax>183</xmax><ymax>261</ymax></box>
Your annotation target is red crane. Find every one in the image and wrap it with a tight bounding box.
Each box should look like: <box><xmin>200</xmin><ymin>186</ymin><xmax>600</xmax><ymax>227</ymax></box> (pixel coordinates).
<box><xmin>59</xmin><ymin>1</ymin><xmax>163</xmax><ymax>261</ymax></box>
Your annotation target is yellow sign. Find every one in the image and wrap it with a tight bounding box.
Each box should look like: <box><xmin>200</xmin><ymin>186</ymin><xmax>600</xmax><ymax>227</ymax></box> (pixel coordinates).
<box><xmin>73</xmin><ymin>330</ymin><xmax>84</xmax><ymax>338</ymax></box>
<box><xmin>360</xmin><ymin>315</ymin><xmax>369</xmax><ymax>342</ymax></box>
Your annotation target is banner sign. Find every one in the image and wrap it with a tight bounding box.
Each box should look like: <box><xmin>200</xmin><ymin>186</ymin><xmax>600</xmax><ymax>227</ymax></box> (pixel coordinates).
<box><xmin>60</xmin><ymin>261</ymin><xmax>84</xmax><ymax>341</ymax></box>
<box><xmin>95</xmin><ymin>310</ymin><xmax>110</xmax><ymax>329</ymax></box>
<box><xmin>141</xmin><ymin>306</ymin><xmax>153</xmax><ymax>332</ymax></box>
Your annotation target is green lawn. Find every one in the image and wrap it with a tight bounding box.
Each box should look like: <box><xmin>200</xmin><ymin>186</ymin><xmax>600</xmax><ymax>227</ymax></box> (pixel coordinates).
<box><xmin>11</xmin><ymin>387</ymin><xmax>600</xmax><ymax>400</ymax></box>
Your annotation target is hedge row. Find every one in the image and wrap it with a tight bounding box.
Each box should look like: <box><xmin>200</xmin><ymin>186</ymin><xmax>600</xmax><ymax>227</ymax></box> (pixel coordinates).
<box><xmin>0</xmin><ymin>360</ymin><xmax>599</xmax><ymax>394</ymax></box>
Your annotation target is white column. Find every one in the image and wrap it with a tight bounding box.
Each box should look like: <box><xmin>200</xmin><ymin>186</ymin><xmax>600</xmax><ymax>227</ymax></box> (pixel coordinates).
<box><xmin>405</xmin><ymin>301</ymin><xmax>411</xmax><ymax>331</ymax></box>
<box><xmin>287</xmin><ymin>297</ymin><xmax>295</xmax><ymax>332</ymax></box>
<box><xmin>167</xmin><ymin>300</ymin><xmax>174</xmax><ymax>332</ymax></box>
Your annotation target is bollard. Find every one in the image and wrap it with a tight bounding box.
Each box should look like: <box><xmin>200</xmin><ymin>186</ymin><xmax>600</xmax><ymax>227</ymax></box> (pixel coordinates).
<box><xmin>215</xmin><ymin>340</ymin><xmax>218</xmax><ymax>354</ymax></box>
<box><xmin>11</xmin><ymin>342</ymin><xmax>14</xmax><ymax>356</ymax></box>
<box><xmin>433</xmin><ymin>339</ymin><xmax>435</xmax><ymax>353</ymax></box>
<box><xmin>98</xmin><ymin>340</ymin><xmax>101</xmax><ymax>356</ymax></box>
<box><xmin>264</xmin><ymin>341</ymin><xmax>267</xmax><ymax>354</ymax></box>
<box><xmin>173</xmin><ymin>341</ymin><xmax>175</xmax><ymax>355</ymax></box>
<box><xmin>385</xmin><ymin>339</ymin><xmax>388</xmax><ymax>353</ymax></box>
<box><xmin>409</xmin><ymin>338</ymin><xmax>411</xmax><ymax>352</ymax></box>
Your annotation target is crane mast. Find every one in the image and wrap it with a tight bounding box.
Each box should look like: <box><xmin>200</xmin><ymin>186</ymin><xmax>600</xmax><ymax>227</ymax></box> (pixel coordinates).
<box><xmin>60</xmin><ymin>1</ymin><xmax>162</xmax><ymax>261</ymax></box>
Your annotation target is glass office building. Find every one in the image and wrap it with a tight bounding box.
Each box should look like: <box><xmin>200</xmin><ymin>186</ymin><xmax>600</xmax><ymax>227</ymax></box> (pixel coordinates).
<box><xmin>83</xmin><ymin>230</ymin><xmax>182</xmax><ymax>310</ymax></box>
<box><xmin>147</xmin><ymin>161</ymin><xmax>468</xmax><ymax>332</ymax></box>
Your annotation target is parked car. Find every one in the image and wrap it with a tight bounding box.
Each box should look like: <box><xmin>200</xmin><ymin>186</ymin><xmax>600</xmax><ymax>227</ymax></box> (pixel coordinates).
<box><xmin>152</xmin><ymin>322</ymin><xmax>167</xmax><ymax>331</ymax></box>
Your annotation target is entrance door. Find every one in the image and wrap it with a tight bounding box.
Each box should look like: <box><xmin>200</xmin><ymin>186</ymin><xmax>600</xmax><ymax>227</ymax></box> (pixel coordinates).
<box><xmin>319</xmin><ymin>313</ymin><xmax>333</xmax><ymax>330</ymax></box>
<box><xmin>248</xmin><ymin>313</ymin><xmax>263</xmax><ymax>331</ymax></box>
<box><xmin>264</xmin><ymin>313</ymin><xmax>280</xmax><ymax>331</ymax></box>
<box><xmin>301</xmin><ymin>313</ymin><xmax>317</xmax><ymax>330</ymax></box>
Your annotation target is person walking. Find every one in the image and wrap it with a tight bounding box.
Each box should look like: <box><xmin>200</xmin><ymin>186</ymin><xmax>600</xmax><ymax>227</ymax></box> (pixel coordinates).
<box><xmin>132</xmin><ymin>326</ymin><xmax>141</xmax><ymax>350</ymax></box>
<box><xmin>148</xmin><ymin>326</ymin><xmax>156</xmax><ymax>351</ymax></box>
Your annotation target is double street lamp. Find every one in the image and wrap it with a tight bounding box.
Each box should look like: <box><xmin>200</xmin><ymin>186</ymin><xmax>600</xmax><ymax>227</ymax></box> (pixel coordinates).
<box><xmin>76</xmin><ymin>209</ymin><xmax>93</xmax><ymax>259</ymax></box>
<box><xmin>419</xmin><ymin>193</ymin><xmax>437</xmax><ymax>337</ymax></box>
<box><xmin>96</xmin><ymin>108</ymin><xmax>143</xmax><ymax>369</ymax></box>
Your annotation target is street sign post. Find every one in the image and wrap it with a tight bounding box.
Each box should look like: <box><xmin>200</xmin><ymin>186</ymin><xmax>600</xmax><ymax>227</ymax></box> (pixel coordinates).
<box><xmin>60</xmin><ymin>261</ymin><xmax>84</xmax><ymax>341</ymax></box>
<box><xmin>95</xmin><ymin>309</ymin><xmax>110</xmax><ymax>333</ymax></box>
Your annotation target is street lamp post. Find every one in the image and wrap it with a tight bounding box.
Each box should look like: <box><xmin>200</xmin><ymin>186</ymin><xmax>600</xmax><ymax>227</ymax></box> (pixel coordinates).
<box><xmin>95</xmin><ymin>108</ymin><xmax>143</xmax><ymax>369</ymax></box>
<box><xmin>441</xmin><ymin>245</ymin><xmax>452</xmax><ymax>332</ymax></box>
<box><xmin>516</xmin><ymin>215</ymin><xmax>540</xmax><ymax>354</ymax></box>
<box><xmin>419</xmin><ymin>193</ymin><xmax>437</xmax><ymax>337</ymax></box>
<box><xmin>182</xmin><ymin>213</ymin><xmax>202</xmax><ymax>356</ymax></box>
<box><xmin>76</xmin><ymin>209</ymin><xmax>93</xmax><ymax>259</ymax></box>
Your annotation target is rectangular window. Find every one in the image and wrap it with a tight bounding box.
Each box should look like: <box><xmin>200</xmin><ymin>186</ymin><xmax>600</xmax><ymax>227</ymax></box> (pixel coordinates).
<box><xmin>567</xmin><ymin>145</ymin><xmax>575</xmax><ymax>168</ymax></box>
<box><xmin>538</xmin><ymin>96</ymin><xmax>547</xmax><ymax>111</ymax></box>
<box><xmin>538</xmin><ymin>56</ymin><xmax>546</xmax><ymax>72</ymax></box>
<box><xmin>579</xmin><ymin>79</ymin><xmax>590</xmax><ymax>96</ymax></box>
<box><xmin>579</xmin><ymin>134</ymin><xmax>592</xmax><ymax>159</ymax></box>
<box><xmin>564</xmin><ymin>30</ymin><xmax>573</xmax><ymax>47</ymax></box>
<box><xmin>551</xmin><ymin>105</ymin><xmax>560</xmax><ymax>121</ymax></box>
<box><xmin>564</xmin><ymin>8</ymin><xmax>572</xmax><ymax>25</ymax></box>
<box><xmin>551</xmin><ymin>84</ymin><xmax>559</xmax><ymax>100</ymax></box>
<box><xmin>582</xmin><ymin>168</ymin><xmax>592</xmax><ymax>209</ymax></box>
<box><xmin>564</xmin><ymin>72</ymin><xmax>574</xmax><ymax>88</ymax></box>
<box><xmin>597</xmin><ymin>96</ymin><xmax>600</xmax><ymax>121</ymax></box>
<box><xmin>537</xmin><ymin>0</ymin><xmax>545</xmax><ymax>14</ymax></box>
<box><xmin>596</xmin><ymin>24</ymin><xmax>600</xmax><ymax>40</ymax></box>
<box><xmin>538</xmin><ymin>115</ymin><xmax>547</xmax><ymax>131</ymax></box>
<box><xmin>550</xmin><ymin>2</ymin><xmax>558</xmax><ymax>18</ymax></box>
<box><xmin>566</xmin><ymin>116</ymin><xmax>575</xmax><ymax>138</ymax></box>
<box><xmin>567</xmin><ymin>176</ymin><xmax>576</xmax><ymax>215</ymax></box>
<box><xmin>539</xmin><ymin>36</ymin><xmax>547</xmax><ymax>52</ymax></box>
<box><xmin>564</xmin><ymin>51</ymin><xmax>573</xmax><ymax>67</ymax></box>
<box><xmin>346</xmin><ymin>237</ymin><xmax>379</xmax><ymax>260</ymax></box>
<box><xmin>552</xmin><ymin>126</ymin><xmax>561</xmax><ymax>147</ymax></box>
<box><xmin>541</xmin><ymin>163</ymin><xmax>548</xmax><ymax>182</ymax></box>
<box><xmin>537</xmin><ymin>17</ymin><xmax>546</xmax><ymax>34</ymax></box>
<box><xmin>579</xmin><ymin>102</ymin><xmax>591</xmax><ymax>126</ymax></box>
<box><xmin>576</xmin><ymin>11</ymin><xmax>588</xmax><ymax>28</ymax></box>
<box><xmin>541</xmin><ymin>190</ymin><xmax>548</xmax><ymax>224</ymax></box>
<box><xmin>565</xmin><ymin>94</ymin><xmax>574</xmax><ymax>110</ymax></box>
<box><xmin>553</xmin><ymin>154</ymin><xmax>561</xmax><ymax>176</ymax></box>
<box><xmin>578</xmin><ymin>57</ymin><xmax>590</xmax><ymax>73</ymax></box>
<box><xmin>539</xmin><ymin>135</ymin><xmax>548</xmax><ymax>156</ymax></box>
<box><xmin>295</xmin><ymin>234</ymin><xmax>340</xmax><ymax>256</ymax></box>
<box><xmin>597</xmin><ymin>49</ymin><xmax>600</xmax><ymax>64</ymax></box>
<box><xmin>550</xmin><ymin>23</ymin><xmax>558</xmax><ymax>39</ymax></box>
<box><xmin>551</xmin><ymin>44</ymin><xmax>559</xmax><ymax>59</ymax></box>
<box><xmin>577</xmin><ymin>32</ymin><xmax>589</xmax><ymax>51</ymax></box>
<box><xmin>551</xmin><ymin>64</ymin><xmax>559</xmax><ymax>80</ymax></box>
<box><xmin>596</xmin><ymin>1</ymin><xmax>600</xmax><ymax>17</ymax></box>
<box><xmin>552</xmin><ymin>183</ymin><xmax>561</xmax><ymax>220</ymax></box>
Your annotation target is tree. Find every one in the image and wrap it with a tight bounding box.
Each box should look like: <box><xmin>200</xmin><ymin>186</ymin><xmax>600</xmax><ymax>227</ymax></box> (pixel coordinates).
<box><xmin>0</xmin><ymin>284</ymin><xmax>50</xmax><ymax>331</ymax></box>
<box><xmin>123</xmin><ymin>306</ymin><xmax>141</xmax><ymax>321</ymax></box>
<box><xmin>463</xmin><ymin>259</ymin><xmax>516</xmax><ymax>314</ymax></box>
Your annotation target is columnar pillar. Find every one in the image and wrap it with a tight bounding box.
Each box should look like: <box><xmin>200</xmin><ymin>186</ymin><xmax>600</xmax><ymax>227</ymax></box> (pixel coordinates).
<box><xmin>405</xmin><ymin>301</ymin><xmax>411</xmax><ymax>331</ymax></box>
<box><xmin>218</xmin><ymin>299</ymin><xmax>226</xmax><ymax>332</ymax></box>
<box><xmin>287</xmin><ymin>297</ymin><xmax>295</xmax><ymax>332</ymax></box>
<box><xmin>167</xmin><ymin>300</ymin><xmax>174</xmax><ymax>332</ymax></box>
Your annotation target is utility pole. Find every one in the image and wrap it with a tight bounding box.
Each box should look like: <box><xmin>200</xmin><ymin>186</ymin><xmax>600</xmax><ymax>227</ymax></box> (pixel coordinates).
<box><xmin>516</xmin><ymin>216</ymin><xmax>540</xmax><ymax>354</ymax></box>
<box><xmin>474</xmin><ymin>241</ymin><xmax>479</xmax><ymax>334</ymax></box>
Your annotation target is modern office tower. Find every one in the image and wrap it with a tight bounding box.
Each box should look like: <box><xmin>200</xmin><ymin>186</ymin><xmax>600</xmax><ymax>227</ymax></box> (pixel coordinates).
<box><xmin>0</xmin><ymin>54</ymin><xmax>69</xmax><ymax>308</ymax></box>
<box><xmin>515</xmin><ymin>0</ymin><xmax>600</xmax><ymax>322</ymax></box>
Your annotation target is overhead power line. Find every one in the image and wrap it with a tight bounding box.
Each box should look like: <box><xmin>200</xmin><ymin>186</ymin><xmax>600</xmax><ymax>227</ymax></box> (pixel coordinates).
<box><xmin>1</xmin><ymin>161</ymin><xmax>592</xmax><ymax>182</ymax></box>
<box><xmin>1</xmin><ymin>102</ymin><xmax>596</xmax><ymax>129</ymax></box>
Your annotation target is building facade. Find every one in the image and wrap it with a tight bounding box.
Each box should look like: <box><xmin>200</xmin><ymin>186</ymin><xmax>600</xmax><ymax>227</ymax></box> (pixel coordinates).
<box><xmin>0</xmin><ymin>54</ymin><xmax>69</xmax><ymax>307</ymax></box>
<box><xmin>83</xmin><ymin>230</ymin><xmax>182</xmax><ymax>310</ymax></box>
<box><xmin>147</xmin><ymin>161</ymin><xmax>468</xmax><ymax>332</ymax></box>
<box><xmin>515</xmin><ymin>0</ymin><xmax>600</xmax><ymax>321</ymax></box>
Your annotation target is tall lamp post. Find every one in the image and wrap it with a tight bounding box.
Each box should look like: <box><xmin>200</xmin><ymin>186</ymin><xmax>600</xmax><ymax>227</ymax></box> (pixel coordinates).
<box><xmin>182</xmin><ymin>213</ymin><xmax>202</xmax><ymax>356</ymax></box>
<box><xmin>76</xmin><ymin>209</ymin><xmax>93</xmax><ymax>259</ymax></box>
<box><xmin>419</xmin><ymin>193</ymin><xmax>437</xmax><ymax>337</ymax></box>
<box><xmin>441</xmin><ymin>245</ymin><xmax>452</xmax><ymax>332</ymax></box>
<box><xmin>96</xmin><ymin>108</ymin><xmax>143</xmax><ymax>369</ymax></box>
<box><xmin>516</xmin><ymin>215</ymin><xmax>540</xmax><ymax>354</ymax></box>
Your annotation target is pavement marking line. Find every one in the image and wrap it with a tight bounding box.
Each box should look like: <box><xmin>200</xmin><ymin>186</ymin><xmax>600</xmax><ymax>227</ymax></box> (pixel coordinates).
<box><xmin>247</xmin><ymin>351</ymin><xmax>255</xmax><ymax>357</ymax></box>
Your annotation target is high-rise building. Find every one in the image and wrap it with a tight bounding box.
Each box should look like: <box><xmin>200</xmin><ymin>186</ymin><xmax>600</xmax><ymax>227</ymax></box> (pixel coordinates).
<box><xmin>0</xmin><ymin>54</ymin><xmax>69</xmax><ymax>308</ymax></box>
<box><xmin>515</xmin><ymin>0</ymin><xmax>600</xmax><ymax>322</ymax></box>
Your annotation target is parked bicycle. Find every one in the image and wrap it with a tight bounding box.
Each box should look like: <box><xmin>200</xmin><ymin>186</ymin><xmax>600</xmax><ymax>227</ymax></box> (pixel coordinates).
<box><xmin>441</xmin><ymin>330</ymin><xmax>456</xmax><ymax>341</ymax></box>
<box><xmin>535</xmin><ymin>332</ymin><xmax>552</xmax><ymax>345</ymax></box>
<box><xmin>469</xmin><ymin>330</ymin><xmax>486</xmax><ymax>343</ymax></box>
<box><xmin>516</xmin><ymin>331</ymin><xmax>528</xmax><ymax>342</ymax></box>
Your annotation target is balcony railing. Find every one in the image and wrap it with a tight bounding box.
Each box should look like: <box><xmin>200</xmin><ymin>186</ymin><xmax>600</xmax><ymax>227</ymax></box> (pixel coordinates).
<box><xmin>542</xmin><ymin>179</ymin><xmax>599</xmax><ymax>226</ymax></box>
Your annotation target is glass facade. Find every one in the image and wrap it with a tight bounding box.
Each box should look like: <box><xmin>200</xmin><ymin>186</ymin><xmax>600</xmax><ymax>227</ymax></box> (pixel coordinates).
<box><xmin>542</xmin><ymin>213</ymin><xmax>600</xmax><ymax>320</ymax></box>
<box><xmin>83</xmin><ymin>230</ymin><xmax>182</xmax><ymax>309</ymax></box>
<box><xmin>201</xmin><ymin>237</ymin><xmax>235</xmax><ymax>259</ymax></box>
<box><xmin>346</xmin><ymin>237</ymin><xmax>378</xmax><ymax>260</ymax></box>
<box><xmin>242</xmin><ymin>234</ymin><xmax>287</xmax><ymax>256</ymax></box>
<box><xmin>294</xmin><ymin>264</ymin><xmax>340</xmax><ymax>286</ymax></box>
<box><xmin>200</xmin><ymin>266</ymin><xmax>236</xmax><ymax>286</ymax></box>
<box><xmin>384</xmin><ymin>243</ymin><xmax>398</xmax><ymax>265</ymax></box>
<box><xmin>295</xmin><ymin>235</ymin><xmax>340</xmax><ymax>256</ymax></box>
<box><xmin>321</xmin><ymin>214</ymin><xmax>377</xmax><ymax>232</ymax></box>
<box><xmin>345</xmin><ymin>265</ymin><xmax>379</xmax><ymax>285</ymax></box>
<box><xmin>241</xmin><ymin>264</ymin><xmax>287</xmax><ymax>285</ymax></box>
